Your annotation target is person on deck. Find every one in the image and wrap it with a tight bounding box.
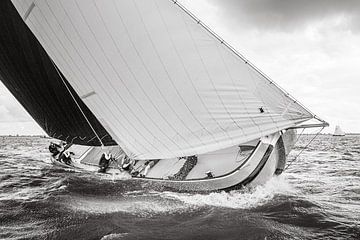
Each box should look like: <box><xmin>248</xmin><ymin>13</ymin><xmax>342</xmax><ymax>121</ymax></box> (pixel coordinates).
<box><xmin>98</xmin><ymin>152</ymin><xmax>114</xmax><ymax>173</ymax></box>
<box><xmin>121</xmin><ymin>156</ymin><xmax>135</xmax><ymax>172</ymax></box>
<box><xmin>141</xmin><ymin>161</ymin><xmax>151</xmax><ymax>177</ymax></box>
<box><xmin>48</xmin><ymin>142</ymin><xmax>61</xmax><ymax>157</ymax></box>
<box><xmin>59</xmin><ymin>150</ymin><xmax>74</xmax><ymax>165</ymax></box>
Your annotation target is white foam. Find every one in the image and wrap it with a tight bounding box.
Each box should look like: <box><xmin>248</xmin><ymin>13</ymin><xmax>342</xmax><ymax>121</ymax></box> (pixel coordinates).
<box><xmin>101</xmin><ymin>233</ymin><xmax>128</xmax><ymax>240</ymax></box>
<box><xmin>68</xmin><ymin>195</ymin><xmax>191</xmax><ymax>216</ymax></box>
<box><xmin>162</xmin><ymin>175</ymin><xmax>298</xmax><ymax>209</ymax></box>
<box><xmin>67</xmin><ymin>176</ymin><xmax>297</xmax><ymax>215</ymax></box>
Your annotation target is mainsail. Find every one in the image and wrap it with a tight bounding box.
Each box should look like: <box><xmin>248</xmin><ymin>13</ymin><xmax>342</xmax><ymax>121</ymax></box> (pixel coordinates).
<box><xmin>0</xmin><ymin>0</ymin><xmax>116</xmax><ymax>146</ymax></box>
<box><xmin>11</xmin><ymin>0</ymin><xmax>322</xmax><ymax>159</ymax></box>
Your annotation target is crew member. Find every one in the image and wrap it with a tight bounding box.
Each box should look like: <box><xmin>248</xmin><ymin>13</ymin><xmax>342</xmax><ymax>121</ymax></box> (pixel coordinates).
<box><xmin>98</xmin><ymin>152</ymin><xmax>113</xmax><ymax>173</ymax></box>
<box><xmin>59</xmin><ymin>150</ymin><xmax>74</xmax><ymax>165</ymax></box>
<box><xmin>49</xmin><ymin>142</ymin><xmax>61</xmax><ymax>157</ymax></box>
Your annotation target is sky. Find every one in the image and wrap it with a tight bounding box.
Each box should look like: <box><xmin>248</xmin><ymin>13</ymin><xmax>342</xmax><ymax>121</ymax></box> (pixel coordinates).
<box><xmin>0</xmin><ymin>0</ymin><xmax>359</xmax><ymax>135</ymax></box>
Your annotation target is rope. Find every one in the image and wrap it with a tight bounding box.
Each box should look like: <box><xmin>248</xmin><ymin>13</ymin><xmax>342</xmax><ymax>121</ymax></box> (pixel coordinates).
<box><xmin>50</xmin><ymin>59</ymin><xmax>105</xmax><ymax>147</ymax></box>
<box><xmin>284</xmin><ymin>127</ymin><xmax>324</xmax><ymax>171</ymax></box>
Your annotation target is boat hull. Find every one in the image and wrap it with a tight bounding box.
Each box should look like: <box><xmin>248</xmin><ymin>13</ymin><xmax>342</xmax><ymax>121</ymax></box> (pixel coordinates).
<box><xmin>50</xmin><ymin>130</ymin><xmax>296</xmax><ymax>192</ymax></box>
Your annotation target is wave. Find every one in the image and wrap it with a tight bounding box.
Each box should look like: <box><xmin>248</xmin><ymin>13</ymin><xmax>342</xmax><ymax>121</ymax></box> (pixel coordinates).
<box><xmin>63</xmin><ymin>175</ymin><xmax>297</xmax><ymax>217</ymax></box>
<box><xmin>162</xmin><ymin>175</ymin><xmax>297</xmax><ymax>209</ymax></box>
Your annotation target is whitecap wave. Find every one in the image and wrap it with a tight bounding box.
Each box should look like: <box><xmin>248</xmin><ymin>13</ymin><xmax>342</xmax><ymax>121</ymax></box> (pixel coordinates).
<box><xmin>101</xmin><ymin>233</ymin><xmax>128</xmax><ymax>240</ymax></box>
<box><xmin>67</xmin><ymin>194</ymin><xmax>191</xmax><ymax>216</ymax></box>
<box><xmin>66</xmin><ymin>176</ymin><xmax>297</xmax><ymax>215</ymax></box>
<box><xmin>162</xmin><ymin>175</ymin><xmax>297</xmax><ymax>209</ymax></box>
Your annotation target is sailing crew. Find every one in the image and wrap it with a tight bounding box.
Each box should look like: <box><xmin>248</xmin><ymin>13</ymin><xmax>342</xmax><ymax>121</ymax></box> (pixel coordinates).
<box><xmin>141</xmin><ymin>161</ymin><xmax>151</xmax><ymax>177</ymax></box>
<box><xmin>49</xmin><ymin>142</ymin><xmax>61</xmax><ymax>157</ymax></box>
<box><xmin>136</xmin><ymin>160</ymin><xmax>156</xmax><ymax>177</ymax></box>
<box><xmin>59</xmin><ymin>150</ymin><xmax>74</xmax><ymax>165</ymax></box>
<box><xmin>121</xmin><ymin>156</ymin><xmax>135</xmax><ymax>172</ymax></box>
<box><xmin>98</xmin><ymin>151</ymin><xmax>114</xmax><ymax>173</ymax></box>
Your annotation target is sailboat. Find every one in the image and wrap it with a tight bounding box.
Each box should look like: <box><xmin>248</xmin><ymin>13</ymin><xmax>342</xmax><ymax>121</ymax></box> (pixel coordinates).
<box><xmin>0</xmin><ymin>0</ymin><xmax>328</xmax><ymax>192</ymax></box>
<box><xmin>333</xmin><ymin>126</ymin><xmax>345</xmax><ymax>136</ymax></box>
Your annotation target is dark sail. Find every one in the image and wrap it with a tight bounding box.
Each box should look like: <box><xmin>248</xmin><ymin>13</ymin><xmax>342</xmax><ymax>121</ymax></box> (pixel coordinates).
<box><xmin>0</xmin><ymin>0</ymin><xmax>116</xmax><ymax>146</ymax></box>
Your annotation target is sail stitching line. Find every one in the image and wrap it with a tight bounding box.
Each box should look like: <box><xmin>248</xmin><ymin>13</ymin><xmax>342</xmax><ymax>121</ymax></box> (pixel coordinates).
<box><xmin>211</xmin><ymin>31</ymin><xmax>250</xmax><ymax>137</ymax></box>
<box><xmin>155</xmin><ymin>2</ymin><xmax>239</xmax><ymax>142</ymax></box>
<box><xmin>246</xmin><ymin>67</ymin><xmax>279</xmax><ymax>130</ymax></box>
<box><xmin>51</xmin><ymin>60</ymin><xmax>105</xmax><ymax>147</ymax></box>
<box><xmin>132</xmin><ymin>0</ymin><xmax>211</xmax><ymax>147</ymax></box>
<box><xmin>24</xmin><ymin>1</ymin><xmax>88</xmax><ymax>99</ymax></box>
<box><xmin>153</xmin><ymin>1</ymin><xmax>219</xmax><ymax>145</ymax></box>
<box><xmin>29</xmin><ymin>0</ymin><xmax>155</xmax><ymax>154</ymax></box>
<box><xmin>20</xmin><ymin>0</ymin><xmax>110</xmax><ymax>144</ymax></box>
<box><xmin>94</xmin><ymin>0</ymin><xmax>193</xmax><ymax>154</ymax></box>
<box><xmin>244</xmin><ymin>66</ymin><xmax>264</xmax><ymax>134</ymax></box>
<box><xmin>51</xmin><ymin>0</ymin><xmax>163</xmax><ymax>156</ymax></box>
<box><xmin>53</xmin><ymin>1</ymin><xmax>156</xmax><ymax>155</ymax></box>
<box><xmin>72</xmin><ymin>0</ymin><xmax>179</xmax><ymax>156</ymax></box>
<box><xmin>179</xmin><ymin>6</ymin><xmax>234</xmax><ymax>142</ymax></box>
<box><xmin>17</xmin><ymin>0</ymin><xmax>98</xmax><ymax>144</ymax></box>
<box><xmin>76</xmin><ymin>0</ymin><xmax>186</xmax><ymax>156</ymax></box>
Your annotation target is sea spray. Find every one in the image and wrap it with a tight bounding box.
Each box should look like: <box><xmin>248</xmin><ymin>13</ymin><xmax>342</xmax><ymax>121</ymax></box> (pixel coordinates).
<box><xmin>162</xmin><ymin>175</ymin><xmax>297</xmax><ymax>209</ymax></box>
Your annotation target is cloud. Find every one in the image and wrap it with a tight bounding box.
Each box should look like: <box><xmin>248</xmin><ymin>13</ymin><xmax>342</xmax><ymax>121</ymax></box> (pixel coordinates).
<box><xmin>182</xmin><ymin>0</ymin><xmax>360</xmax><ymax>132</ymax></box>
<box><xmin>0</xmin><ymin>82</ymin><xmax>32</xmax><ymax>123</ymax></box>
<box><xmin>208</xmin><ymin>0</ymin><xmax>360</xmax><ymax>32</ymax></box>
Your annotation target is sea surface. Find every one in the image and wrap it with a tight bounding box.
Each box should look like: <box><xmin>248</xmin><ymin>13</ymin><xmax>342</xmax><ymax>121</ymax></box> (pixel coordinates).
<box><xmin>0</xmin><ymin>135</ymin><xmax>359</xmax><ymax>240</ymax></box>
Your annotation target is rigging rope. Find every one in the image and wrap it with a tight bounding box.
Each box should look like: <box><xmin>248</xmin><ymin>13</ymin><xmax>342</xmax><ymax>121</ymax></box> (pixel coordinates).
<box><xmin>50</xmin><ymin>59</ymin><xmax>105</xmax><ymax>147</ymax></box>
<box><xmin>284</xmin><ymin>127</ymin><xmax>325</xmax><ymax>171</ymax></box>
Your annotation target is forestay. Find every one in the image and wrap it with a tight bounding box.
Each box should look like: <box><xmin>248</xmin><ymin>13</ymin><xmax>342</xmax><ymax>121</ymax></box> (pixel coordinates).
<box><xmin>12</xmin><ymin>0</ymin><xmax>315</xmax><ymax>159</ymax></box>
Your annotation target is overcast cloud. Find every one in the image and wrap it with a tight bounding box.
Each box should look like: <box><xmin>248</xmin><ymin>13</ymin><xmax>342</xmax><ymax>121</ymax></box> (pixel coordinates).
<box><xmin>206</xmin><ymin>0</ymin><xmax>360</xmax><ymax>33</ymax></box>
<box><xmin>0</xmin><ymin>0</ymin><xmax>359</xmax><ymax>134</ymax></box>
<box><xmin>182</xmin><ymin>0</ymin><xmax>360</xmax><ymax>133</ymax></box>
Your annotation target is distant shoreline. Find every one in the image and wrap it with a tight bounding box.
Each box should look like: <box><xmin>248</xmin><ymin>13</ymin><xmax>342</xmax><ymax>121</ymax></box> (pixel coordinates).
<box><xmin>1</xmin><ymin>134</ymin><xmax>359</xmax><ymax>137</ymax></box>
<box><xmin>0</xmin><ymin>135</ymin><xmax>50</xmax><ymax>138</ymax></box>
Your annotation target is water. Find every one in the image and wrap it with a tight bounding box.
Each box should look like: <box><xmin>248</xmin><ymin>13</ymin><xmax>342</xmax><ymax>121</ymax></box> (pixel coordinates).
<box><xmin>0</xmin><ymin>135</ymin><xmax>359</xmax><ymax>240</ymax></box>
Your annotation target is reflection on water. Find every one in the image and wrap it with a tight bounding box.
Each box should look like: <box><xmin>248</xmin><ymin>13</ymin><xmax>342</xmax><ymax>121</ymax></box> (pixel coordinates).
<box><xmin>0</xmin><ymin>135</ymin><xmax>359</xmax><ymax>239</ymax></box>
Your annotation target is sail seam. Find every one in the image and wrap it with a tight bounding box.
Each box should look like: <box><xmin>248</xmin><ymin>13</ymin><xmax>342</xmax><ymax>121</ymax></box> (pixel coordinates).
<box><xmin>179</xmin><ymin>5</ymin><xmax>235</xmax><ymax>143</ymax></box>
<box><xmin>94</xmin><ymin>0</ymin><xmax>197</xmax><ymax>153</ymax></box>
<box><xmin>153</xmin><ymin>0</ymin><xmax>220</xmax><ymax>145</ymax></box>
<box><xmin>133</xmin><ymin>0</ymin><xmax>212</xmax><ymax>147</ymax></box>
<box><xmin>20</xmin><ymin>0</ymin><xmax>119</xmax><ymax>145</ymax></box>
<box><xmin>33</xmin><ymin>0</ymin><xmax>158</xmax><ymax>154</ymax></box>
<box><xmin>51</xmin><ymin>60</ymin><xmax>104</xmax><ymax>146</ymax></box>
<box><xmin>246</xmin><ymin>67</ymin><xmax>279</xmax><ymax>130</ymax></box>
<box><xmin>75</xmin><ymin>0</ymin><xmax>186</xmax><ymax>156</ymax></box>
<box><xmin>52</xmin><ymin>0</ymin><xmax>164</xmax><ymax>156</ymax></box>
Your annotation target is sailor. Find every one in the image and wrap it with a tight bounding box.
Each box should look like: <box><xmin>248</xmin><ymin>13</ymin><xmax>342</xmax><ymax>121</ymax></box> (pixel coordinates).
<box><xmin>121</xmin><ymin>156</ymin><xmax>134</xmax><ymax>172</ymax></box>
<box><xmin>98</xmin><ymin>151</ymin><xmax>113</xmax><ymax>173</ymax></box>
<box><xmin>138</xmin><ymin>161</ymin><xmax>150</xmax><ymax>178</ymax></box>
<box><xmin>59</xmin><ymin>150</ymin><xmax>74</xmax><ymax>165</ymax></box>
<box><xmin>205</xmin><ymin>171</ymin><xmax>214</xmax><ymax>179</ymax></box>
<box><xmin>56</xmin><ymin>141</ymin><xmax>70</xmax><ymax>161</ymax></box>
<box><xmin>48</xmin><ymin>142</ymin><xmax>61</xmax><ymax>157</ymax></box>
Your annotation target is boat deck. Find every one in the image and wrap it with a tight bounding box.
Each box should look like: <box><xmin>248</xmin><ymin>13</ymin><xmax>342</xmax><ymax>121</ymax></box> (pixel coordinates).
<box><xmin>66</xmin><ymin>139</ymin><xmax>258</xmax><ymax>180</ymax></box>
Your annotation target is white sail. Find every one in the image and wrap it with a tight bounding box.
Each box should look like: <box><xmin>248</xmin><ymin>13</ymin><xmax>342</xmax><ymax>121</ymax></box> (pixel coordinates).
<box><xmin>333</xmin><ymin>126</ymin><xmax>345</xmax><ymax>136</ymax></box>
<box><xmin>12</xmin><ymin>0</ymin><xmax>315</xmax><ymax>159</ymax></box>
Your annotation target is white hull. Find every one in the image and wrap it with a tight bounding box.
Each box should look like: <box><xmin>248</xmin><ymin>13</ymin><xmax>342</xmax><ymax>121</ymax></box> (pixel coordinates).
<box><xmin>51</xmin><ymin>130</ymin><xmax>296</xmax><ymax>192</ymax></box>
